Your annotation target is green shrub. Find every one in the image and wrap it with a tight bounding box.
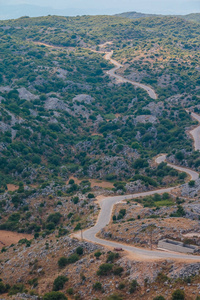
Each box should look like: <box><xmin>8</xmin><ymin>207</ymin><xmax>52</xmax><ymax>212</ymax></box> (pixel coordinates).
<box><xmin>74</xmin><ymin>223</ymin><xmax>81</xmax><ymax>231</ymax></box>
<box><xmin>113</xmin><ymin>266</ymin><xmax>123</xmax><ymax>276</ymax></box>
<box><xmin>93</xmin><ymin>282</ymin><xmax>102</xmax><ymax>291</ymax></box>
<box><xmin>172</xmin><ymin>289</ymin><xmax>185</xmax><ymax>300</ymax></box>
<box><xmin>107</xmin><ymin>252</ymin><xmax>119</xmax><ymax>263</ymax></box>
<box><xmin>94</xmin><ymin>250</ymin><xmax>102</xmax><ymax>259</ymax></box>
<box><xmin>156</xmin><ymin>273</ymin><xmax>169</xmax><ymax>283</ymax></box>
<box><xmin>76</xmin><ymin>247</ymin><xmax>83</xmax><ymax>255</ymax></box>
<box><xmin>106</xmin><ymin>294</ymin><xmax>123</xmax><ymax>300</ymax></box>
<box><xmin>0</xmin><ymin>281</ymin><xmax>10</xmax><ymax>294</ymax></box>
<box><xmin>129</xmin><ymin>279</ymin><xmax>139</xmax><ymax>293</ymax></box>
<box><xmin>58</xmin><ymin>257</ymin><xmax>68</xmax><ymax>268</ymax></box>
<box><xmin>47</xmin><ymin>213</ymin><xmax>62</xmax><ymax>225</ymax></box>
<box><xmin>28</xmin><ymin>278</ymin><xmax>38</xmax><ymax>288</ymax></box>
<box><xmin>188</xmin><ymin>180</ymin><xmax>195</xmax><ymax>187</ymax></box>
<box><xmin>43</xmin><ymin>291</ymin><xmax>68</xmax><ymax>300</ymax></box>
<box><xmin>58</xmin><ymin>254</ymin><xmax>80</xmax><ymax>268</ymax></box>
<box><xmin>53</xmin><ymin>276</ymin><xmax>68</xmax><ymax>291</ymax></box>
<box><xmin>97</xmin><ymin>263</ymin><xmax>113</xmax><ymax>276</ymax></box>
<box><xmin>67</xmin><ymin>288</ymin><xmax>74</xmax><ymax>295</ymax></box>
<box><xmin>118</xmin><ymin>282</ymin><xmax>125</xmax><ymax>290</ymax></box>
<box><xmin>153</xmin><ymin>296</ymin><xmax>166</xmax><ymax>300</ymax></box>
<box><xmin>72</xmin><ymin>197</ymin><xmax>79</xmax><ymax>204</ymax></box>
<box><xmin>9</xmin><ymin>284</ymin><xmax>24</xmax><ymax>295</ymax></box>
<box><xmin>46</xmin><ymin>222</ymin><xmax>55</xmax><ymax>231</ymax></box>
<box><xmin>66</xmin><ymin>254</ymin><xmax>79</xmax><ymax>264</ymax></box>
<box><xmin>88</xmin><ymin>193</ymin><xmax>95</xmax><ymax>198</ymax></box>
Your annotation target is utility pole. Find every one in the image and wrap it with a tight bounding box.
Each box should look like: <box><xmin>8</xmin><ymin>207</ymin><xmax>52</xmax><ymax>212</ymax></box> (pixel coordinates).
<box><xmin>147</xmin><ymin>224</ymin><xmax>156</xmax><ymax>250</ymax></box>
<box><xmin>81</xmin><ymin>225</ymin><xmax>83</xmax><ymax>241</ymax></box>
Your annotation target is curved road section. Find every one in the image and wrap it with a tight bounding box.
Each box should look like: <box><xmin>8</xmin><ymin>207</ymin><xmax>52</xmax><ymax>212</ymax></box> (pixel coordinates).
<box><xmin>74</xmin><ymin>49</ymin><xmax>200</xmax><ymax>260</ymax></box>
<box><xmin>156</xmin><ymin>154</ymin><xmax>199</xmax><ymax>181</ymax></box>
<box><xmin>104</xmin><ymin>51</ymin><xmax>158</xmax><ymax>100</ymax></box>
<box><xmin>189</xmin><ymin>112</ymin><xmax>200</xmax><ymax>151</ymax></box>
<box><xmin>75</xmin><ymin>157</ymin><xmax>199</xmax><ymax>260</ymax></box>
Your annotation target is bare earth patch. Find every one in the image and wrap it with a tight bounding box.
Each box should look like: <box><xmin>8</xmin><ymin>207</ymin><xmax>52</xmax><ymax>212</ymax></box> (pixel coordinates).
<box><xmin>6</xmin><ymin>184</ymin><xmax>18</xmax><ymax>191</ymax></box>
<box><xmin>0</xmin><ymin>231</ymin><xmax>33</xmax><ymax>249</ymax></box>
<box><xmin>68</xmin><ymin>177</ymin><xmax>114</xmax><ymax>188</ymax></box>
<box><xmin>89</xmin><ymin>179</ymin><xmax>114</xmax><ymax>188</ymax></box>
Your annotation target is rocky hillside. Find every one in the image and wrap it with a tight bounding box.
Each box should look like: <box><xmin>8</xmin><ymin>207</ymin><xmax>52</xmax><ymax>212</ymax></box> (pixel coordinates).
<box><xmin>0</xmin><ymin>14</ymin><xmax>200</xmax><ymax>300</ymax></box>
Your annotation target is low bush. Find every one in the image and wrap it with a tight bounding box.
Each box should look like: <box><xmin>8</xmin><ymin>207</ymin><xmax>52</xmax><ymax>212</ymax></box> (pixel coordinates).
<box><xmin>53</xmin><ymin>276</ymin><xmax>68</xmax><ymax>291</ymax></box>
<box><xmin>76</xmin><ymin>247</ymin><xmax>83</xmax><ymax>255</ymax></box>
<box><xmin>43</xmin><ymin>291</ymin><xmax>68</xmax><ymax>300</ymax></box>
<box><xmin>93</xmin><ymin>282</ymin><xmax>102</xmax><ymax>291</ymax></box>
<box><xmin>97</xmin><ymin>263</ymin><xmax>113</xmax><ymax>276</ymax></box>
<box><xmin>9</xmin><ymin>284</ymin><xmax>25</xmax><ymax>295</ymax></box>
<box><xmin>129</xmin><ymin>279</ymin><xmax>139</xmax><ymax>294</ymax></box>
<box><xmin>66</xmin><ymin>288</ymin><xmax>74</xmax><ymax>295</ymax></box>
<box><xmin>106</xmin><ymin>252</ymin><xmax>119</xmax><ymax>263</ymax></box>
<box><xmin>58</xmin><ymin>254</ymin><xmax>79</xmax><ymax>268</ymax></box>
<box><xmin>113</xmin><ymin>266</ymin><xmax>124</xmax><ymax>276</ymax></box>
<box><xmin>94</xmin><ymin>250</ymin><xmax>102</xmax><ymax>259</ymax></box>
<box><xmin>172</xmin><ymin>289</ymin><xmax>185</xmax><ymax>300</ymax></box>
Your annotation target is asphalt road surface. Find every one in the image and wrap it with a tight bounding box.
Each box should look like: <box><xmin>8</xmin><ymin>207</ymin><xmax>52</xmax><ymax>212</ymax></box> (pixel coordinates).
<box><xmin>74</xmin><ymin>49</ymin><xmax>200</xmax><ymax>260</ymax></box>
<box><xmin>104</xmin><ymin>51</ymin><xmax>158</xmax><ymax>100</ymax></box>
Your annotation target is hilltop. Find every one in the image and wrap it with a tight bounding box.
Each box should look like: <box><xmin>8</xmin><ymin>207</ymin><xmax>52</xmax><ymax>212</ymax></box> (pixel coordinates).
<box><xmin>116</xmin><ymin>11</ymin><xmax>200</xmax><ymax>23</ymax></box>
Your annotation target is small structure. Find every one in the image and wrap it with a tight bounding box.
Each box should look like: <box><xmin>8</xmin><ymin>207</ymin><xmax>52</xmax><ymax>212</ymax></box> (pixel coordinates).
<box><xmin>158</xmin><ymin>239</ymin><xmax>199</xmax><ymax>254</ymax></box>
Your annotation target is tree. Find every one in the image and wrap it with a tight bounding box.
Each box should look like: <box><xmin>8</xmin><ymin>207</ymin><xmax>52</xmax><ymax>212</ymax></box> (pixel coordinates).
<box><xmin>53</xmin><ymin>276</ymin><xmax>68</xmax><ymax>291</ymax></box>
<box><xmin>88</xmin><ymin>193</ymin><xmax>95</xmax><ymax>199</ymax></box>
<box><xmin>43</xmin><ymin>291</ymin><xmax>68</xmax><ymax>300</ymax></box>
<box><xmin>172</xmin><ymin>289</ymin><xmax>185</xmax><ymax>300</ymax></box>
<box><xmin>175</xmin><ymin>152</ymin><xmax>184</xmax><ymax>160</ymax></box>
<box><xmin>58</xmin><ymin>257</ymin><xmax>68</xmax><ymax>268</ymax></box>
<box><xmin>47</xmin><ymin>213</ymin><xmax>62</xmax><ymax>225</ymax></box>
<box><xmin>76</xmin><ymin>247</ymin><xmax>83</xmax><ymax>255</ymax></box>
<box><xmin>188</xmin><ymin>180</ymin><xmax>195</xmax><ymax>187</ymax></box>
<box><xmin>153</xmin><ymin>296</ymin><xmax>166</xmax><ymax>300</ymax></box>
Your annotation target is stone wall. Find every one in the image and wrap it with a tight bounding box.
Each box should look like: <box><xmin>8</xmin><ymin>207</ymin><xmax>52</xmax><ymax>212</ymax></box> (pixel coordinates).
<box><xmin>158</xmin><ymin>239</ymin><xmax>198</xmax><ymax>254</ymax></box>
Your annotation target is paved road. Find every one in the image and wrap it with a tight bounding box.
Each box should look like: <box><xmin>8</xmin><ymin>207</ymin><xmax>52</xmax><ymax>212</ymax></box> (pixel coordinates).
<box><xmin>104</xmin><ymin>51</ymin><xmax>158</xmax><ymax>100</ymax></box>
<box><xmin>75</xmin><ymin>156</ymin><xmax>200</xmax><ymax>260</ymax></box>
<box><xmin>189</xmin><ymin>112</ymin><xmax>200</xmax><ymax>151</ymax></box>
<box><xmin>156</xmin><ymin>154</ymin><xmax>199</xmax><ymax>181</ymax></box>
<box><xmin>74</xmin><ymin>115</ymin><xmax>200</xmax><ymax>261</ymax></box>
<box><xmin>73</xmin><ymin>48</ymin><xmax>200</xmax><ymax>260</ymax></box>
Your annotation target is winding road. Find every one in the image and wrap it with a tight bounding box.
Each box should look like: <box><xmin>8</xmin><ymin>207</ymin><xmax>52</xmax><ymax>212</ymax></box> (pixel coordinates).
<box><xmin>104</xmin><ymin>51</ymin><xmax>158</xmax><ymax>100</ymax></box>
<box><xmin>189</xmin><ymin>112</ymin><xmax>200</xmax><ymax>151</ymax></box>
<box><xmin>74</xmin><ymin>49</ymin><xmax>200</xmax><ymax>260</ymax></box>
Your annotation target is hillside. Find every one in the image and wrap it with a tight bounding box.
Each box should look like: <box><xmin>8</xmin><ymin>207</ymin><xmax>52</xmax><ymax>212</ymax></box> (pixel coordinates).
<box><xmin>115</xmin><ymin>11</ymin><xmax>160</xmax><ymax>19</ymax></box>
<box><xmin>116</xmin><ymin>11</ymin><xmax>200</xmax><ymax>23</ymax></box>
<box><xmin>0</xmin><ymin>14</ymin><xmax>200</xmax><ymax>300</ymax></box>
<box><xmin>182</xmin><ymin>13</ymin><xmax>200</xmax><ymax>23</ymax></box>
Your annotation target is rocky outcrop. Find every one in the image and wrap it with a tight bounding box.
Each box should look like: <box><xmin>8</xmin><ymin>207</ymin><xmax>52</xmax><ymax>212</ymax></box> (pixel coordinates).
<box><xmin>144</xmin><ymin>101</ymin><xmax>164</xmax><ymax>116</ymax></box>
<box><xmin>72</xmin><ymin>94</ymin><xmax>95</xmax><ymax>104</ymax></box>
<box><xmin>181</xmin><ymin>178</ymin><xmax>200</xmax><ymax>197</ymax></box>
<box><xmin>44</xmin><ymin>97</ymin><xmax>92</xmax><ymax>119</ymax></box>
<box><xmin>17</xmin><ymin>87</ymin><xmax>39</xmax><ymax>101</ymax></box>
<box><xmin>125</xmin><ymin>180</ymin><xmax>149</xmax><ymax>193</ymax></box>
